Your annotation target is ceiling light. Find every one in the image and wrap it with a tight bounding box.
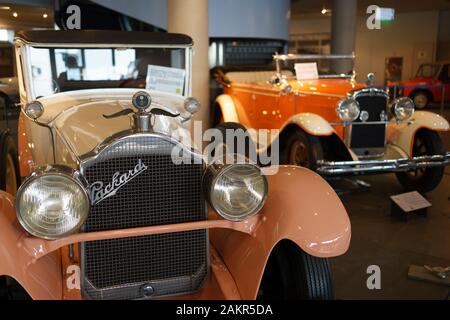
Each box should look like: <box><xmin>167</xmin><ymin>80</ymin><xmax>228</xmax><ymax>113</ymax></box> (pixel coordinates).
<box><xmin>12</xmin><ymin>12</ymin><xmax>18</xmax><ymax>18</ymax></box>
<box><xmin>321</xmin><ymin>8</ymin><xmax>331</xmax><ymax>15</ymax></box>
<box><xmin>0</xmin><ymin>6</ymin><xmax>11</xmax><ymax>10</ymax></box>
<box><xmin>43</xmin><ymin>13</ymin><xmax>48</xmax><ymax>18</ymax></box>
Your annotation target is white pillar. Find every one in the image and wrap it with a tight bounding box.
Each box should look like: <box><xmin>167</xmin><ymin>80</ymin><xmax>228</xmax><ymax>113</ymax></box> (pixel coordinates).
<box><xmin>331</xmin><ymin>0</ymin><xmax>357</xmax><ymax>74</ymax></box>
<box><xmin>167</xmin><ymin>0</ymin><xmax>210</xmax><ymax>131</ymax></box>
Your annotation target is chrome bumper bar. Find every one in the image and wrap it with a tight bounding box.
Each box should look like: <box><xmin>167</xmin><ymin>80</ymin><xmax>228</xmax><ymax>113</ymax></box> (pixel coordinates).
<box><xmin>317</xmin><ymin>152</ymin><xmax>450</xmax><ymax>176</ymax></box>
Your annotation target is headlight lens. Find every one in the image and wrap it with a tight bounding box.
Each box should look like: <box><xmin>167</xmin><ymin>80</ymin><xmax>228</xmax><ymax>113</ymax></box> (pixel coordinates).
<box><xmin>184</xmin><ymin>97</ymin><xmax>200</xmax><ymax>114</ymax></box>
<box><xmin>16</xmin><ymin>167</ymin><xmax>90</xmax><ymax>239</ymax></box>
<box><xmin>204</xmin><ymin>162</ymin><xmax>268</xmax><ymax>221</ymax></box>
<box><xmin>24</xmin><ymin>101</ymin><xmax>44</xmax><ymax>120</ymax></box>
<box><xmin>336</xmin><ymin>97</ymin><xmax>360</xmax><ymax>122</ymax></box>
<box><xmin>392</xmin><ymin>97</ymin><xmax>414</xmax><ymax>121</ymax></box>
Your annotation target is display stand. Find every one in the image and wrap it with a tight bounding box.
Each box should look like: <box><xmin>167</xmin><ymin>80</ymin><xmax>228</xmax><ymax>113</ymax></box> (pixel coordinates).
<box><xmin>408</xmin><ymin>265</ymin><xmax>450</xmax><ymax>287</ymax></box>
<box><xmin>390</xmin><ymin>191</ymin><xmax>431</xmax><ymax>221</ymax></box>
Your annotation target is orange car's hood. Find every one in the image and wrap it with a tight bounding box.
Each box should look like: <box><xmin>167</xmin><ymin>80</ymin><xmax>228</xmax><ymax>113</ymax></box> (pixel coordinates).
<box><xmin>289</xmin><ymin>78</ymin><xmax>366</xmax><ymax>97</ymax></box>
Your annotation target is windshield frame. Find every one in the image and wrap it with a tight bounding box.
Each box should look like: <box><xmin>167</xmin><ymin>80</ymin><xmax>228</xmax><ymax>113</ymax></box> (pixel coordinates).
<box><xmin>273</xmin><ymin>53</ymin><xmax>356</xmax><ymax>80</ymax></box>
<box><xmin>415</xmin><ymin>63</ymin><xmax>442</xmax><ymax>79</ymax></box>
<box><xmin>15</xmin><ymin>39</ymin><xmax>193</xmax><ymax>103</ymax></box>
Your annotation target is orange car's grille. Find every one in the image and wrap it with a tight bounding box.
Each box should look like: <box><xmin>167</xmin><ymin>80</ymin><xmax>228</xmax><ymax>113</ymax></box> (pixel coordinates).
<box><xmin>80</xmin><ymin>135</ymin><xmax>207</xmax><ymax>300</ymax></box>
<box><xmin>350</xmin><ymin>94</ymin><xmax>387</xmax><ymax>149</ymax></box>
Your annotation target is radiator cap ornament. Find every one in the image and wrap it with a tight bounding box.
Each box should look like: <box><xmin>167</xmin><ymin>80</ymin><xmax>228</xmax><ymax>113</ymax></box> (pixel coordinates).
<box><xmin>132</xmin><ymin>91</ymin><xmax>152</xmax><ymax>111</ymax></box>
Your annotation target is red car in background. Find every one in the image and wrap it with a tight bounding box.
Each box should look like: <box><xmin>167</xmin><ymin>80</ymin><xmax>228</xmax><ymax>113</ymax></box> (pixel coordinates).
<box><xmin>389</xmin><ymin>62</ymin><xmax>450</xmax><ymax>109</ymax></box>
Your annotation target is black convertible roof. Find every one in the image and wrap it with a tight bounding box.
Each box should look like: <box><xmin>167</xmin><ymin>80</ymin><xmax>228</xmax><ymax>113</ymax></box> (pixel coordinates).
<box><xmin>15</xmin><ymin>30</ymin><xmax>193</xmax><ymax>46</ymax></box>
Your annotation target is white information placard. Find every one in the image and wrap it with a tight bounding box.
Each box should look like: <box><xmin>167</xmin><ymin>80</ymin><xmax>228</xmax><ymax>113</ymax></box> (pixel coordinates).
<box><xmin>145</xmin><ymin>65</ymin><xmax>185</xmax><ymax>95</ymax></box>
<box><xmin>295</xmin><ymin>62</ymin><xmax>319</xmax><ymax>81</ymax></box>
<box><xmin>390</xmin><ymin>191</ymin><xmax>432</xmax><ymax>213</ymax></box>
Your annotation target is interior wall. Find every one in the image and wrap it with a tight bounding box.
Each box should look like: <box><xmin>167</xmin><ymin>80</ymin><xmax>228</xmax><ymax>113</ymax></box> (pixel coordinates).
<box><xmin>289</xmin><ymin>11</ymin><xmax>440</xmax><ymax>85</ymax></box>
<box><xmin>355</xmin><ymin>11</ymin><xmax>439</xmax><ymax>85</ymax></box>
<box><xmin>437</xmin><ymin>10</ymin><xmax>450</xmax><ymax>61</ymax></box>
<box><xmin>93</xmin><ymin>0</ymin><xmax>290</xmax><ymax>40</ymax></box>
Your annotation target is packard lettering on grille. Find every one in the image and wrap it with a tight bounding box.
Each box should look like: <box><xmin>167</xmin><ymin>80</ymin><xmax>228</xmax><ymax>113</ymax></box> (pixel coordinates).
<box><xmin>89</xmin><ymin>159</ymin><xmax>148</xmax><ymax>205</ymax></box>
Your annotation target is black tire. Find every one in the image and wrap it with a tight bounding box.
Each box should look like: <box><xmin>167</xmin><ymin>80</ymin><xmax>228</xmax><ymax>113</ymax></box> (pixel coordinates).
<box><xmin>211</xmin><ymin>122</ymin><xmax>256</xmax><ymax>163</ymax></box>
<box><xmin>0</xmin><ymin>132</ymin><xmax>20</xmax><ymax>195</ymax></box>
<box><xmin>396</xmin><ymin>130</ymin><xmax>445</xmax><ymax>193</ymax></box>
<box><xmin>281</xmin><ymin>129</ymin><xmax>323</xmax><ymax>170</ymax></box>
<box><xmin>0</xmin><ymin>277</ymin><xmax>31</xmax><ymax>300</ymax></box>
<box><xmin>410</xmin><ymin>90</ymin><xmax>430</xmax><ymax>109</ymax></box>
<box><xmin>258</xmin><ymin>241</ymin><xmax>334</xmax><ymax>300</ymax></box>
<box><xmin>0</xmin><ymin>277</ymin><xmax>7</xmax><ymax>300</ymax></box>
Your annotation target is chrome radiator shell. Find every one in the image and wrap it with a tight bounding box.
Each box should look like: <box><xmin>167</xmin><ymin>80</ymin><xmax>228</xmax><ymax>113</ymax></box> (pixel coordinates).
<box><xmin>79</xmin><ymin>133</ymin><xmax>208</xmax><ymax>300</ymax></box>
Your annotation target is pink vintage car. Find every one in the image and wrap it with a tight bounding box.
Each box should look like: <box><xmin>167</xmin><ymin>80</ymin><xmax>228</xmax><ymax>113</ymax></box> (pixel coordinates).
<box><xmin>0</xmin><ymin>30</ymin><xmax>351</xmax><ymax>300</ymax></box>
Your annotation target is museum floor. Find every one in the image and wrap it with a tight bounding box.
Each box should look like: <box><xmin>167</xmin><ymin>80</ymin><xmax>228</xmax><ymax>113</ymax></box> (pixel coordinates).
<box><xmin>331</xmin><ymin>105</ymin><xmax>450</xmax><ymax>300</ymax></box>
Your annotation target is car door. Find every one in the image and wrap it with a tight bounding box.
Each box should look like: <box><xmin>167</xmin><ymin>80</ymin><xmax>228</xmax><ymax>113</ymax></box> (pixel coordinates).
<box><xmin>253</xmin><ymin>87</ymin><xmax>280</xmax><ymax>130</ymax></box>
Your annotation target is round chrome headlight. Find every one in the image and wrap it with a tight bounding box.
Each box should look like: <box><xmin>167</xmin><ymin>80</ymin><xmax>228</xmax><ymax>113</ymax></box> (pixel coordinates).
<box><xmin>16</xmin><ymin>166</ymin><xmax>90</xmax><ymax>240</ymax></box>
<box><xmin>204</xmin><ymin>162</ymin><xmax>268</xmax><ymax>221</ymax></box>
<box><xmin>336</xmin><ymin>97</ymin><xmax>360</xmax><ymax>122</ymax></box>
<box><xmin>392</xmin><ymin>97</ymin><xmax>414</xmax><ymax>121</ymax></box>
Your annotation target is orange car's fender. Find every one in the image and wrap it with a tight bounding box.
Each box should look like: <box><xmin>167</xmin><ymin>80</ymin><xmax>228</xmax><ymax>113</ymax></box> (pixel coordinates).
<box><xmin>387</xmin><ymin>111</ymin><xmax>449</xmax><ymax>157</ymax></box>
<box><xmin>210</xmin><ymin>165</ymin><xmax>351</xmax><ymax>299</ymax></box>
<box><xmin>0</xmin><ymin>191</ymin><xmax>63</xmax><ymax>299</ymax></box>
<box><xmin>283</xmin><ymin>113</ymin><xmax>336</xmax><ymax>136</ymax></box>
<box><xmin>214</xmin><ymin>94</ymin><xmax>240</xmax><ymax>123</ymax></box>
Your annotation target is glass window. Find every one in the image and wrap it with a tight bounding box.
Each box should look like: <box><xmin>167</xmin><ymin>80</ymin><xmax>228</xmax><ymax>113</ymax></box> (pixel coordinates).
<box><xmin>28</xmin><ymin>47</ymin><xmax>187</xmax><ymax>99</ymax></box>
<box><xmin>84</xmin><ymin>49</ymin><xmax>113</xmax><ymax>80</ymax></box>
<box><xmin>29</xmin><ymin>47</ymin><xmax>54</xmax><ymax>97</ymax></box>
<box><xmin>416</xmin><ymin>64</ymin><xmax>440</xmax><ymax>78</ymax></box>
<box><xmin>55</xmin><ymin>49</ymin><xmax>82</xmax><ymax>81</ymax></box>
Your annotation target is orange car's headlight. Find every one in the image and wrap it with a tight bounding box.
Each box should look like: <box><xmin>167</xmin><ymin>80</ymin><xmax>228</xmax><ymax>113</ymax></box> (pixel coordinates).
<box><xmin>336</xmin><ymin>97</ymin><xmax>360</xmax><ymax>122</ymax></box>
<box><xmin>392</xmin><ymin>97</ymin><xmax>414</xmax><ymax>121</ymax></box>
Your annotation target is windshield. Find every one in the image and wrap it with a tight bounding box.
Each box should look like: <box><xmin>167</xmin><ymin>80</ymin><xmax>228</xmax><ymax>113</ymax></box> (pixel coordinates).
<box><xmin>416</xmin><ymin>64</ymin><xmax>440</xmax><ymax>78</ymax></box>
<box><xmin>28</xmin><ymin>46</ymin><xmax>188</xmax><ymax>99</ymax></box>
<box><xmin>273</xmin><ymin>54</ymin><xmax>355</xmax><ymax>81</ymax></box>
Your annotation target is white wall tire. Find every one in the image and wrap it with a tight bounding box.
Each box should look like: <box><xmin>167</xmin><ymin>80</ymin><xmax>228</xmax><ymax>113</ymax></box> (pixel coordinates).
<box><xmin>411</xmin><ymin>91</ymin><xmax>430</xmax><ymax>109</ymax></box>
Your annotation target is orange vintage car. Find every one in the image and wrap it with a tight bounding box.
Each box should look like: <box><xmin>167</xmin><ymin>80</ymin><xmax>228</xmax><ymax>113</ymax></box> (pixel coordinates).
<box><xmin>0</xmin><ymin>31</ymin><xmax>351</xmax><ymax>300</ymax></box>
<box><xmin>212</xmin><ymin>54</ymin><xmax>450</xmax><ymax>193</ymax></box>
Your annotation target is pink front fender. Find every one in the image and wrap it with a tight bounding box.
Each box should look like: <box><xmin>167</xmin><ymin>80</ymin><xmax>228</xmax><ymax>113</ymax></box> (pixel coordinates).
<box><xmin>210</xmin><ymin>165</ymin><xmax>351</xmax><ymax>299</ymax></box>
<box><xmin>0</xmin><ymin>191</ymin><xmax>63</xmax><ymax>299</ymax></box>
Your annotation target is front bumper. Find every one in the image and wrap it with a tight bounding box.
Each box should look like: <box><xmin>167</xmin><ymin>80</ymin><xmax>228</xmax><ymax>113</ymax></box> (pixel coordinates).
<box><xmin>317</xmin><ymin>152</ymin><xmax>450</xmax><ymax>176</ymax></box>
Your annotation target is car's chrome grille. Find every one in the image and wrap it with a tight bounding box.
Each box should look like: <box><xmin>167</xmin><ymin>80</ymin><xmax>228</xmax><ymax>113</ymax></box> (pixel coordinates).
<box><xmin>350</xmin><ymin>91</ymin><xmax>388</xmax><ymax>152</ymax></box>
<box><xmin>80</xmin><ymin>134</ymin><xmax>207</xmax><ymax>300</ymax></box>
